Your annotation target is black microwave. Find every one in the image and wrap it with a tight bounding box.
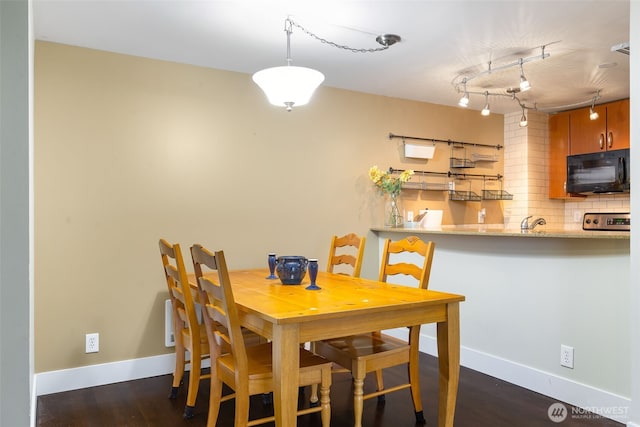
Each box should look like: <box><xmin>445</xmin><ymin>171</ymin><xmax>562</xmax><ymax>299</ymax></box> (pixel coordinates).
<box><xmin>566</xmin><ymin>148</ymin><xmax>630</xmax><ymax>194</ymax></box>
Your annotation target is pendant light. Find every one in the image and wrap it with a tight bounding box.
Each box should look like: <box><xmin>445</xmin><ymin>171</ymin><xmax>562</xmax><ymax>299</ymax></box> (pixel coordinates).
<box><xmin>252</xmin><ymin>19</ymin><xmax>325</xmax><ymax>112</ymax></box>
<box><xmin>253</xmin><ymin>18</ymin><xmax>400</xmax><ymax>111</ymax></box>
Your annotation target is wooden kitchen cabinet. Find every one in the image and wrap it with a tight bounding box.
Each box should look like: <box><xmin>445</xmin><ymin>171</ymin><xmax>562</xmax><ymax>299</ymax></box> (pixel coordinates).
<box><xmin>548</xmin><ymin>111</ymin><xmax>582</xmax><ymax>199</ymax></box>
<box><xmin>569</xmin><ymin>98</ymin><xmax>629</xmax><ymax>155</ymax></box>
<box><xmin>606</xmin><ymin>99</ymin><xmax>630</xmax><ymax>150</ymax></box>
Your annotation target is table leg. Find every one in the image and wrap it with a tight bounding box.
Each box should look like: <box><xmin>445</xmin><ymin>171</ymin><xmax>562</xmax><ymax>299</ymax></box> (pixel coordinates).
<box><xmin>272</xmin><ymin>323</ymin><xmax>300</xmax><ymax>427</ymax></box>
<box><xmin>436</xmin><ymin>302</ymin><xmax>460</xmax><ymax>427</ymax></box>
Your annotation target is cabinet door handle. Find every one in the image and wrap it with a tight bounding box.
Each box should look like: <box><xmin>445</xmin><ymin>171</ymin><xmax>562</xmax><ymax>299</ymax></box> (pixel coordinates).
<box><xmin>599</xmin><ymin>134</ymin><xmax>605</xmax><ymax>149</ymax></box>
<box><xmin>607</xmin><ymin>132</ymin><xmax>613</xmax><ymax>149</ymax></box>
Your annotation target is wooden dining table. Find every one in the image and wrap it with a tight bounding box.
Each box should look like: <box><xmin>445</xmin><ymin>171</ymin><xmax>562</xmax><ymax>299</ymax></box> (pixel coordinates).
<box><xmin>200</xmin><ymin>268</ymin><xmax>465</xmax><ymax>427</ymax></box>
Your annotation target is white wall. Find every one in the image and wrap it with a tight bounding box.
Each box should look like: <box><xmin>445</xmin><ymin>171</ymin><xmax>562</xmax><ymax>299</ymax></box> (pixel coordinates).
<box><xmin>33</xmin><ymin>41</ymin><xmax>505</xmax><ymax>374</ymax></box>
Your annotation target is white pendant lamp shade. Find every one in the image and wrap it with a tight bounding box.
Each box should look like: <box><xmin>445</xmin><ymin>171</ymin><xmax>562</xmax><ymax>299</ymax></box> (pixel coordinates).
<box><xmin>252</xmin><ymin>65</ymin><xmax>325</xmax><ymax>111</ymax></box>
<box><xmin>253</xmin><ymin>18</ymin><xmax>398</xmax><ymax>111</ymax></box>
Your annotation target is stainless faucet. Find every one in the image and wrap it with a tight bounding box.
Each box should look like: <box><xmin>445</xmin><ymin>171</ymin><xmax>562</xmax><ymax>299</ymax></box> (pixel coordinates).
<box><xmin>521</xmin><ymin>215</ymin><xmax>547</xmax><ymax>231</ymax></box>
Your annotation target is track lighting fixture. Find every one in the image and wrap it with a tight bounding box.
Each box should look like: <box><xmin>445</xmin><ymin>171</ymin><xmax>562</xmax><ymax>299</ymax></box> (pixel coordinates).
<box><xmin>519</xmin><ymin>108</ymin><xmax>528</xmax><ymax>127</ymax></box>
<box><xmin>481</xmin><ymin>91</ymin><xmax>490</xmax><ymax>116</ymax></box>
<box><xmin>519</xmin><ymin>59</ymin><xmax>531</xmax><ymax>92</ymax></box>
<box><xmin>453</xmin><ymin>45</ymin><xmax>549</xmax><ymax>116</ymax></box>
<box><xmin>253</xmin><ymin>18</ymin><xmax>400</xmax><ymax>111</ymax></box>
<box><xmin>458</xmin><ymin>79</ymin><xmax>469</xmax><ymax>107</ymax></box>
<box><xmin>589</xmin><ymin>90</ymin><xmax>601</xmax><ymax>120</ymax></box>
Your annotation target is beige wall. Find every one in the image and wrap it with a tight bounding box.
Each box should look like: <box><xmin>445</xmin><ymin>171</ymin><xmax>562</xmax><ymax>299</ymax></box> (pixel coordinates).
<box><xmin>34</xmin><ymin>41</ymin><xmax>503</xmax><ymax>372</ymax></box>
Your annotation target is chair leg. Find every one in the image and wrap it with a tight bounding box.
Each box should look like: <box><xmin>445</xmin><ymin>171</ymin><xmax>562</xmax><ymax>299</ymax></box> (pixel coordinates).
<box><xmin>320</xmin><ymin>368</ymin><xmax>332</xmax><ymax>427</ymax></box>
<box><xmin>310</xmin><ymin>384</ymin><xmax>319</xmax><ymax>405</ymax></box>
<box><xmin>309</xmin><ymin>342</ymin><xmax>319</xmax><ymax>404</ymax></box>
<box><xmin>235</xmin><ymin>385</ymin><xmax>250</xmax><ymax>427</ymax></box>
<box><xmin>184</xmin><ymin>351</ymin><xmax>201</xmax><ymax>419</ymax></box>
<box><xmin>170</xmin><ymin>342</ymin><xmax>186</xmax><ymax>399</ymax></box>
<box><xmin>408</xmin><ymin>326</ymin><xmax>424</xmax><ymax>423</ymax></box>
<box><xmin>352</xmin><ymin>361</ymin><xmax>366</xmax><ymax>427</ymax></box>
<box><xmin>374</xmin><ymin>369</ymin><xmax>385</xmax><ymax>403</ymax></box>
<box><xmin>207</xmin><ymin>376</ymin><xmax>223</xmax><ymax>427</ymax></box>
<box><xmin>183</xmin><ymin>405</ymin><xmax>195</xmax><ymax>420</ymax></box>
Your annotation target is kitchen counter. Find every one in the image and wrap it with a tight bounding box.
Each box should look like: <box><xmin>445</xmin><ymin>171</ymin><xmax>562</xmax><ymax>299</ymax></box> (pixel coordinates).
<box><xmin>371</xmin><ymin>224</ymin><xmax>630</xmax><ymax>239</ymax></box>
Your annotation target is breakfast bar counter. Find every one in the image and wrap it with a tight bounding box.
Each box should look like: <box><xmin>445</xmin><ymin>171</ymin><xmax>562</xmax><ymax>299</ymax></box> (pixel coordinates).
<box><xmin>371</xmin><ymin>225</ymin><xmax>630</xmax><ymax>239</ymax></box>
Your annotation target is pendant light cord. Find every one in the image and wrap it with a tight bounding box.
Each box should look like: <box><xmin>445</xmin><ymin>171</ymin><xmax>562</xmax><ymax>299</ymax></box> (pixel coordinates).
<box><xmin>287</xmin><ymin>18</ymin><xmax>394</xmax><ymax>53</ymax></box>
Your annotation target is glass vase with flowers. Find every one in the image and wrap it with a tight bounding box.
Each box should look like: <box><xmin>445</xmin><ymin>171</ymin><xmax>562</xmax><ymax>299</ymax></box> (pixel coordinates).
<box><xmin>368</xmin><ymin>166</ymin><xmax>414</xmax><ymax>227</ymax></box>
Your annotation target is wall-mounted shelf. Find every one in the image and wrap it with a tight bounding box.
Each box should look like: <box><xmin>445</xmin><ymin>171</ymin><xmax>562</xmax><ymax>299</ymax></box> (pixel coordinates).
<box><xmin>396</xmin><ymin>169</ymin><xmax>451</xmax><ymax>192</ymax></box>
<box><xmin>402</xmin><ymin>181</ymin><xmax>450</xmax><ymax>191</ymax></box>
<box><xmin>472</xmin><ymin>153</ymin><xmax>499</xmax><ymax>162</ymax></box>
<box><xmin>449</xmin><ymin>190</ymin><xmax>482</xmax><ymax>201</ymax></box>
<box><xmin>450</xmin><ymin>157</ymin><xmax>476</xmax><ymax>168</ymax></box>
<box><xmin>390</xmin><ymin>167</ymin><xmax>513</xmax><ymax>201</ymax></box>
<box><xmin>482</xmin><ymin>190</ymin><xmax>513</xmax><ymax>200</ymax></box>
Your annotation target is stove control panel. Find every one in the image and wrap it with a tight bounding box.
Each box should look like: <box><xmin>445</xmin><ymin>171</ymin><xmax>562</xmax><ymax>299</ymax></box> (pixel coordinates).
<box><xmin>583</xmin><ymin>212</ymin><xmax>630</xmax><ymax>231</ymax></box>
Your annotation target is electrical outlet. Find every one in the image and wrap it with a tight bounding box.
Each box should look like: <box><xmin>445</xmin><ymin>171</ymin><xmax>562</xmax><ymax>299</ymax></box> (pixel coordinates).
<box><xmin>573</xmin><ymin>210</ymin><xmax>582</xmax><ymax>223</ymax></box>
<box><xmin>86</xmin><ymin>333</ymin><xmax>99</xmax><ymax>353</ymax></box>
<box><xmin>560</xmin><ymin>344</ymin><xmax>574</xmax><ymax>368</ymax></box>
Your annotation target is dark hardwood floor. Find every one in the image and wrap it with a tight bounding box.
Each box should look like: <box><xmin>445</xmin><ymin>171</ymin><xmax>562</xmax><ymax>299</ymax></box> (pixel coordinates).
<box><xmin>37</xmin><ymin>353</ymin><xmax>624</xmax><ymax>426</ymax></box>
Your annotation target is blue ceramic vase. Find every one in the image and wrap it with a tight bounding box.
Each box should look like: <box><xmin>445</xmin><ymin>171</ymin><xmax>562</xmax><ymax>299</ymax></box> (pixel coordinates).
<box><xmin>275</xmin><ymin>256</ymin><xmax>308</xmax><ymax>285</ymax></box>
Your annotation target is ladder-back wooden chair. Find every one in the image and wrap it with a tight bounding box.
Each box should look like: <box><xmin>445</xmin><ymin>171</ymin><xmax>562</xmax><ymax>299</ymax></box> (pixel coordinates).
<box><xmin>159</xmin><ymin>238</ymin><xmax>210</xmax><ymax>419</ymax></box>
<box><xmin>326</xmin><ymin>233</ymin><xmax>366</xmax><ymax>277</ymax></box>
<box><xmin>313</xmin><ymin>235</ymin><xmax>435</xmax><ymax>426</ymax></box>
<box><xmin>310</xmin><ymin>232</ymin><xmax>367</xmax><ymax>399</ymax></box>
<box><xmin>190</xmin><ymin>244</ymin><xmax>333</xmax><ymax>427</ymax></box>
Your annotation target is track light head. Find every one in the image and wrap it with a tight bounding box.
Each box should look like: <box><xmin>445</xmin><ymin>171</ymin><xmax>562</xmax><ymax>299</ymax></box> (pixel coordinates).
<box><xmin>458</xmin><ymin>79</ymin><xmax>469</xmax><ymax>107</ymax></box>
<box><xmin>519</xmin><ymin>109</ymin><xmax>528</xmax><ymax>127</ymax></box>
<box><xmin>588</xmin><ymin>90</ymin><xmax>601</xmax><ymax>120</ymax></box>
<box><xmin>519</xmin><ymin>59</ymin><xmax>531</xmax><ymax>92</ymax></box>
<box><xmin>481</xmin><ymin>91</ymin><xmax>490</xmax><ymax>116</ymax></box>
<box><xmin>458</xmin><ymin>93</ymin><xmax>469</xmax><ymax>107</ymax></box>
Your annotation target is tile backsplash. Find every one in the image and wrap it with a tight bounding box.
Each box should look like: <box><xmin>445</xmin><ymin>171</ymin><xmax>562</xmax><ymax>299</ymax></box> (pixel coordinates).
<box><xmin>502</xmin><ymin>111</ymin><xmax>629</xmax><ymax>230</ymax></box>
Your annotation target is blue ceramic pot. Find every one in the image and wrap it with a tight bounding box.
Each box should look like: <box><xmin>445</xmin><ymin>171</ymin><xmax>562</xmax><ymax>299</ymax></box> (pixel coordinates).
<box><xmin>275</xmin><ymin>256</ymin><xmax>308</xmax><ymax>285</ymax></box>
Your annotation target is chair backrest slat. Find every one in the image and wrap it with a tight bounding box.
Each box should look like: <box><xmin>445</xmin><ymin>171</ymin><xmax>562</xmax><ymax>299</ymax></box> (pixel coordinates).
<box><xmin>327</xmin><ymin>233</ymin><xmax>366</xmax><ymax>277</ymax></box>
<box><xmin>379</xmin><ymin>235</ymin><xmax>435</xmax><ymax>289</ymax></box>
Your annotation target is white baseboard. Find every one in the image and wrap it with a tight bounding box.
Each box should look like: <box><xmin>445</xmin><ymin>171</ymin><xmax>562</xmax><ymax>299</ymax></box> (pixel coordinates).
<box><xmin>35</xmin><ymin>353</ymin><xmax>210</xmax><ymax>396</ymax></box>
<box><xmin>34</xmin><ymin>335</ymin><xmax>633</xmax><ymax>424</ymax></box>
<box><xmin>31</xmin><ymin>375</ymin><xmax>38</xmax><ymax>427</ymax></box>
<box><xmin>403</xmin><ymin>329</ymin><xmax>632</xmax><ymax>425</ymax></box>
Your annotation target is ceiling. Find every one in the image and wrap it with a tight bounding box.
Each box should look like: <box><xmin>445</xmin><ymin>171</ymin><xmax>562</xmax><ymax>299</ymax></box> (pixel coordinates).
<box><xmin>33</xmin><ymin>0</ymin><xmax>630</xmax><ymax>115</ymax></box>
